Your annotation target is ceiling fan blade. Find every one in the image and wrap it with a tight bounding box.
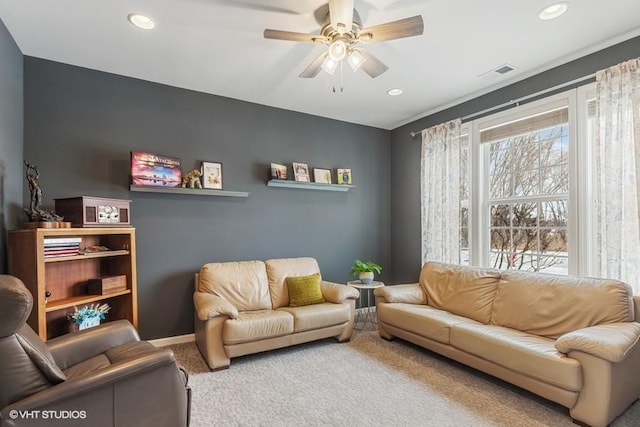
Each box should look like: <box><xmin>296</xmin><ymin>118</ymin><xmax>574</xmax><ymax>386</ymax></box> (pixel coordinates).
<box><xmin>329</xmin><ymin>0</ymin><xmax>354</xmax><ymax>33</ymax></box>
<box><xmin>359</xmin><ymin>15</ymin><xmax>424</xmax><ymax>42</ymax></box>
<box><xmin>358</xmin><ymin>49</ymin><xmax>389</xmax><ymax>78</ymax></box>
<box><xmin>299</xmin><ymin>52</ymin><xmax>328</xmax><ymax>78</ymax></box>
<box><xmin>263</xmin><ymin>29</ymin><xmax>322</xmax><ymax>43</ymax></box>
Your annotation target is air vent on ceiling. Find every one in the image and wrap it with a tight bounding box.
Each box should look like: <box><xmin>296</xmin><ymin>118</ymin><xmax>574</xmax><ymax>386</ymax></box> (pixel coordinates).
<box><xmin>478</xmin><ymin>63</ymin><xmax>517</xmax><ymax>80</ymax></box>
<box><xmin>494</xmin><ymin>64</ymin><xmax>515</xmax><ymax>74</ymax></box>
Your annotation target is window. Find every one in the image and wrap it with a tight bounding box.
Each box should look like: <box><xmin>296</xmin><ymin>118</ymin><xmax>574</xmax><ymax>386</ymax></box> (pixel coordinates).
<box><xmin>472</xmin><ymin>95</ymin><xmax>573</xmax><ymax>274</ymax></box>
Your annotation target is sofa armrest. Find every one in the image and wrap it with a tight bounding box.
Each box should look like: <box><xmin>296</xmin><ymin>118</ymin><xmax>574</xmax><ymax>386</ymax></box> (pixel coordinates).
<box><xmin>555</xmin><ymin>322</ymin><xmax>640</xmax><ymax>363</ymax></box>
<box><xmin>374</xmin><ymin>283</ymin><xmax>426</xmax><ymax>304</ymax></box>
<box><xmin>2</xmin><ymin>348</ymin><xmax>182</xmax><ymax>412</ymax></box>
<box><xmin>48</xmin><ymin>320</ymin><xmax>140</xmax><ymax>370</ymax></box>
<box><xmin>194</xmin><ymin>292</ymin><xmax>238</xmax><ymax>320</ymax></box>
<box><xmin>320</xmin><ymin>281</ymin><xmax>359</xmax><ymax>304</ymax></box>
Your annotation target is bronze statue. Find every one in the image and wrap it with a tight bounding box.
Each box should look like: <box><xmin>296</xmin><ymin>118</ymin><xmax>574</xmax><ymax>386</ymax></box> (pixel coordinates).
<box><xmin>24</xmin><ymin>161</ymin><xmax>62</xmax><ymax>222</ymax></box>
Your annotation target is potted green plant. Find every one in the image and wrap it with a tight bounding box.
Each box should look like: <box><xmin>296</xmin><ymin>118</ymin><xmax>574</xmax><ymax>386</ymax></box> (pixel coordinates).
<box><xmin>350</xmin><ymin>260</ymin><xmax>382</xmax><ymax>284</ymax></box>
<box><xmin>67</xmin><ymin>303</ymin><xmax>110</xmax><ymax>331</ymax></box>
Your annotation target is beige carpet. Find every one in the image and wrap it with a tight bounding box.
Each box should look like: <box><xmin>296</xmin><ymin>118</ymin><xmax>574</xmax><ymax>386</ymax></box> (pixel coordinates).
<box><xmin>169</xmin><ymin>331</ymin><xmax>640</xmax><ymax>426</ymax></box>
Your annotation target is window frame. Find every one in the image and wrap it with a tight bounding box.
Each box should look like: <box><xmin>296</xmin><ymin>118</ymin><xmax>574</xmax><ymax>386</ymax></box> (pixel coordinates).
<box><xmin>469</xmin><ymin>90</ymin><xmax>580</xmax><ymax>274</ymax></box>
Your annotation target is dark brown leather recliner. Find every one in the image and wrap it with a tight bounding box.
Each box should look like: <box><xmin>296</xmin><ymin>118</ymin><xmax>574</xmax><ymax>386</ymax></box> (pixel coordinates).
<box><xmin>0</xmin><ymin>275</ymin><xmax>190</xmax><ymax>427</ymax></box>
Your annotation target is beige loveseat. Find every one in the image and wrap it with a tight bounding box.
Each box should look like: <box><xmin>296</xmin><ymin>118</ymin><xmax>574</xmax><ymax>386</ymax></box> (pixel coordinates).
<box><xmin>374</xmin><ymin>261</ymin><xmax>640</xmax><ymax>427</ymax></box>
<box><xmin>193</xmin><ymin>257</ymin><xmax>359</xmax><ymax>370</ymax></box>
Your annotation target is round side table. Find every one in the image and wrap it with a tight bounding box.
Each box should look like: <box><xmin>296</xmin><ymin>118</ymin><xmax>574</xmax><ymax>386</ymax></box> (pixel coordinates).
<box><xmin>347</xmin><ymin>281</ymin><xmax>384</xmax><ymax>330</ymax></box>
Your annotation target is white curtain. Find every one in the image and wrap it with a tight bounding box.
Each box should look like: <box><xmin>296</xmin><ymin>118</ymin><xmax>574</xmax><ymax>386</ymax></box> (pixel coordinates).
<box><xmin>421</xmin><ymin>119</ymin><xmax>462</xmax><ymax>265</ymax></box>
<box><xmin>594</xmin><ymin>58</ymin><xmax>640</xmax><ymax>292</ymax></box>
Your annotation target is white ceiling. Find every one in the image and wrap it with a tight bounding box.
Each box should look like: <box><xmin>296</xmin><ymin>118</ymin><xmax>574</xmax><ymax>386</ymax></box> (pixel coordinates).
<box><xmin>1</xmin><ymin>0</ymin><xmax>639</xmax><ymax>130</ymax></box>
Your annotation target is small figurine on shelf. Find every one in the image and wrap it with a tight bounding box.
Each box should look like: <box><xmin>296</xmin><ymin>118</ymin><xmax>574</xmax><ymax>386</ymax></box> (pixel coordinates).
<box><xmin>67</xmin><ymin>303</ymin><xmax>110</xmax><ymax>330</ymax></box>
<box><xmin>181</xmin><ymin>169</ymin><xmax>203</xmax><ymax>189</ymax></box>
<box><xmin>23</xmin><ymin>161</ymin><xmax>64</xmax><ymax>223</ymax></box>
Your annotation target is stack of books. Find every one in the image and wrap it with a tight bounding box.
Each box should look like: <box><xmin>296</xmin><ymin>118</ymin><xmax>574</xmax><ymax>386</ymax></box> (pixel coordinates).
<box><xmin>43</xmin><ymin>237</ymin><xmax>82</xmax><ymax>257</ymax></box>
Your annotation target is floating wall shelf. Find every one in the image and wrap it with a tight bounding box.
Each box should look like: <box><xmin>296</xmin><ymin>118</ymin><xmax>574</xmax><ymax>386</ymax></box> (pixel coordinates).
<box><xmin>130</xmin><ymin>185</ymin><xmax>249</xmax><ymax>198</ymax></box>
<box><xmin>267</xmin><ymin>180</ymin><xmax>355</xmax><ymax>192</ymax></box>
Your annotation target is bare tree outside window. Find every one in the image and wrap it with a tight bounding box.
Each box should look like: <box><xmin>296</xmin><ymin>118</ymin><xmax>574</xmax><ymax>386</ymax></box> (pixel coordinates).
<box><xmin>487</xmin><ymin>123</ymin><xmax>569</xmax><ymax>273</ymax></box>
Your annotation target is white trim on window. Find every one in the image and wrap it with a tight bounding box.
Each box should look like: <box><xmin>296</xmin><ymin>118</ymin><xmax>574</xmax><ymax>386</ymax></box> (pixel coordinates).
<box><xmin>471</xmin><ymin>90</ymin><xmax>576</xmax><ymax>273</ymax></box>
<box><xmin>576</xmin><ymin>82</ymin><xmax>597</xmax><ymax>276</ymax></box>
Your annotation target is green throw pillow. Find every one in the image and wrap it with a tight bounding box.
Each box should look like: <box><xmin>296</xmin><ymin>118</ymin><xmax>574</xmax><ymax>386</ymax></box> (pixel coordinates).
<box><xmin>286</xmin><ymin>273</ymin><xmax>325</xmax><ymax>307</ymax></box>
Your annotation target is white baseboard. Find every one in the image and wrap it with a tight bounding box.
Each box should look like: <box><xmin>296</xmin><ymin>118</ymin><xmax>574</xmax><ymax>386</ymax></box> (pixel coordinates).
<box><xmin>149</xmin><ymin>333</ymin><xmax>195</xmax><ymax>347</ymax></box>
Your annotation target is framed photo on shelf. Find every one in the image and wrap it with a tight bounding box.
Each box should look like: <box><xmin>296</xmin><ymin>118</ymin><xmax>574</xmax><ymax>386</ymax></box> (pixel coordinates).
<box><xmin>270</xmin><ymin>163</ymin><xmax>288</xmax><ymax>180</ymax></box>
<box><xmin>337</xmin><ymin>168</ymin><xmax>352</xmax><ymax>185</ymax></box>
<box><xmin>201</xmin><ymin>161</ymin><xmax>223</xmax><ymax>189</ymax></box>
<box><xmin>313</xmin><ymin>168</ymin><xmax>332</xmax><ymax>184</ymax></box>
<box><xmin>130</xmin><ymin>151</ymin><xmax>182</xmax><ymax>187</ymax></box>
<box><xmin>293</xmin><ymin>162</ymin><xmax>310</xmax><ymax>182</ymax></box>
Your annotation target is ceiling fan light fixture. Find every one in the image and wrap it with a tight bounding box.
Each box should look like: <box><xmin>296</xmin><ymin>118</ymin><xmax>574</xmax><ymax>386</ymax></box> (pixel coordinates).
<box><xmin>321</xmin><ymin>56</ymin><xmax>339</xmax><ymax>75</ymax></box>
<box><xmin>538</xmin><ymin>2</ymin><xmax>569</xmax><ymax>20</ymax></box>
<box><xmin>127</xmin><ymin>13</ymin><xmax>155</xmax><ymax>30</ymax></box>
<box><xmin>347</xmin><ymin>50</ymin><xmax>366</xmax><ymax>72</ymax></box>
<box><xmin>328</xmin><ymin>39</ymin><xmax>348</xmax><ymax>61</ymax></box>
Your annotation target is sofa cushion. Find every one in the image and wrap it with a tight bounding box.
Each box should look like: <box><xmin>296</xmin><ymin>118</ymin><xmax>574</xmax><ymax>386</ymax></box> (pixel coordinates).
<box><xmin>223</xmin><ymin>310</ymin><xmax>294</xmax><ymax>345</ymax></box>
<box><xmin>491</xmin><ymin>271</ymin><xmax>634</xmax><ymax>338</ymax></box>
<box><xmin>286</xmin><ymin>273</ymin><xmax>325</xmax><ymax>307</ymax></box>
<box><xmin>265</xmin><ymin>257</ymin><xmax>321</xmax><ymax>309</ymax></box>
<box><xmin>420</xmin><ymin>262</ymin><xmax>501</xmax><ymax>324</ymax></box>
<box><xmin>278</xmin><ymin>303</ymin><xmax>350</xmax><ymax>332</ymax></box>
<box><xmin>450</xmin><ymin>322</ymin><xmax>582</xmax><ymax>392</ymax></box>
<box><xmin>377</xmin><ymin>303</ymin><xmax>481</xmax><ymax>344</ymax></box>
<box><xmin>199</xmin><ymin>261</ymin><xmax>272</xmax><ymax>312</ymax></box>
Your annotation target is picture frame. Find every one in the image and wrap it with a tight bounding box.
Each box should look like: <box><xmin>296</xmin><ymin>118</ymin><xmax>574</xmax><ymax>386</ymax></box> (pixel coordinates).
<box><xmin>293</xmin><ymin>162</ymin><xmax>310</xmax><ymax>182</ymax></box>
<box><xmin>270</xmin><ymin>163</ymin><xmax>288</xmax><ymax>180</ymax></box>
<box><xmin>337</xmin><ymin>168</ymin><xmax>353</xmax><ymax>185</ymax></box>
<box><xmin>201</xmin><ymin>161</ymin><xmax>223</xmax><ymax>189</ymax></box>
<box><xmin>313</xmin><ymin>168</ymin><xmax>332</xmax><ymax>184</ymax></box>
<box><xmin>130</xmin><ymin>151</ymin><xmax>182</xmax><ymax>187</ymax></box>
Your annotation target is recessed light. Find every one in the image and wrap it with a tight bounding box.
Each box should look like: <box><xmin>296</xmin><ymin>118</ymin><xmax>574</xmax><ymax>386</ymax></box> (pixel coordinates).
<box><xmin>128</xmin><ymin>13</ymin><xmax>155</xmax><ymax>30</ymax></box>
<box><xmin>387</xmin><ymin>88</ymin><xmax>403</xmax><ymax>96</ymax></box>
<box><xmin>538</xmin><ymin>2</ymin><xmax>569</xmax><ymax>20</ymax></box>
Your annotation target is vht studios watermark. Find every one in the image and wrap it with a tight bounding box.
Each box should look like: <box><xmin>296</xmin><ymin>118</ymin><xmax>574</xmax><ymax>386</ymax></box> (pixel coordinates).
<box><xmin>6</xmin><ymin>409</ymin><xmax>87</xmax><ymax>420</ymax></box>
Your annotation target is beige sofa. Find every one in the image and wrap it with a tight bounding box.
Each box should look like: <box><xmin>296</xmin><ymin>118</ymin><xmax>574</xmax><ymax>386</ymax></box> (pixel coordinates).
<box><xmin>374</xmin><ymin>261</ymin><xmax>640</xmax><ymax>427</ymax></box>
<box><xmin>193</xmin><ymin>257</ymin><xmax>359</xmax><ymax>370</ymax></box>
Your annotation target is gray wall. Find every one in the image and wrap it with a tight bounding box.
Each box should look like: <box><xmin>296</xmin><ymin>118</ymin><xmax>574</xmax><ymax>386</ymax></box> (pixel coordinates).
<box><xmin>24</xmin><ymin>57</ymin><xmax>391</xmax><ymax>339</ymax></box>
<box><xmin>389</xmin><ymin>36</ymin><xmax>640</xmax><ymax>284</ymax></box>
<box><xmin>0</xmin><ymin>19</ymin><xmax>23</xmax><ymax>273</ymax></box>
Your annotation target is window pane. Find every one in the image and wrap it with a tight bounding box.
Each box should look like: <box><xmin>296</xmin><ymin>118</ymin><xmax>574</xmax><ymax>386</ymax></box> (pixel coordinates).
<box><xmin>540</xmin><ymin>228</ymin><xmax>568</xmax><ymax>253</ymax></box>
<box><xmin>489</xmin><ymin>229</ymin><xmax>510</xmax><ymax>253</ymax></box>
<box><xmin>490</xmin><ymin>204</ymin><xmax>511</xmax><ymax>227</ymax></box>
<box><xmin>483</xmin><ymin>103</ymin><xmax>570</xmax><ymax>274</ymax></box>
<box><xmin>489</xmin><ymin>145</ymin><xmax>512</xmax><ymax>175</ymax></box>
<box><xmin>540</xmin><ymin>201</ymin><xmax>568</xmax><ymax>227</ymax></box>
<box><xmin>460</xmin><ymin>148</ymin><xmax>469</xmax><ymax>200</ymax></box>
<box><xmin>512</xmin><ymin>138</ymin><xmax>539</xmax><ymax>171</ymax></box>
<box><xmin>511</xmin><ymin>203</ymin><xmax>537</xmax><ymax>227</ymax></box>
<box><xmin>541</xmin><ymin>166</ymin><xmax>568</xmax><ymax>194</ymax></box>
<box><xmin>512</xmin><ymin>169</ymin><xmax>539</xmax><ymax>197</ymax></box>
<box><xmin>490</xmin><ymin>173</ymin><xmax>512</xmax><ymax>198</ymax></box>
<box><xmin>512</xmin><ymin>228</ymin><xmax>538</xmax><ymax>253</ymax></box>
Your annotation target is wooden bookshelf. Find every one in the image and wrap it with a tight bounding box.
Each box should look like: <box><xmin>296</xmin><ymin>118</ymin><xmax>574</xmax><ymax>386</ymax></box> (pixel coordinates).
<box><xmin>8</xmin><ymin>227</ymin><xmax>138</xmax><ymax>340</ymax></box>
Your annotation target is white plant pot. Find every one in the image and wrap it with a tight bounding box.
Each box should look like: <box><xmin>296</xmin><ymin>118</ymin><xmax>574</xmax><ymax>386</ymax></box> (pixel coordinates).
<box><xmin>78</xmin><ymin>317</ymin><xmax>101</xmax><ymax>330</ymax></box>
<box><xmin>359</xmin><ymin>272</ymin><xmax>374</xmax><ymax>284</ymax></box>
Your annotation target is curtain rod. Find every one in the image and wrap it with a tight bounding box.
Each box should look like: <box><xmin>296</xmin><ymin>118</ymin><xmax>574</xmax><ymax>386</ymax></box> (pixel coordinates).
<box><xmin>409</xmin><ymin>73</ymin><xmax>596</xmax><ymax>138</ymax></box>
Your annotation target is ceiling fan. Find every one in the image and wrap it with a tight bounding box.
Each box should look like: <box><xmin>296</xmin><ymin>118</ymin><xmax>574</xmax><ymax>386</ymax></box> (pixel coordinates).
<box><xmin>263</xmin><ymin>0</ymin><xmax>424</xmax><ymax>80</ymax></box>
